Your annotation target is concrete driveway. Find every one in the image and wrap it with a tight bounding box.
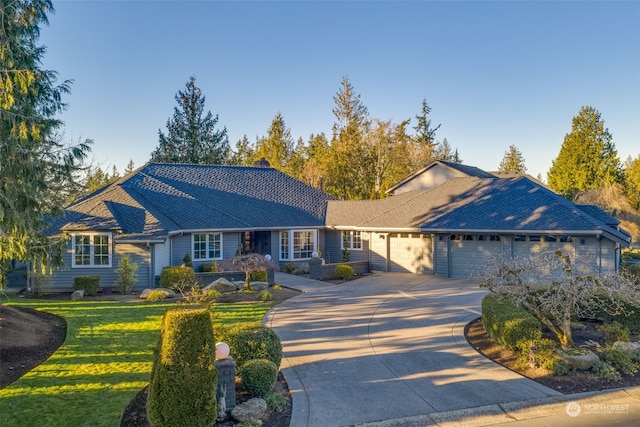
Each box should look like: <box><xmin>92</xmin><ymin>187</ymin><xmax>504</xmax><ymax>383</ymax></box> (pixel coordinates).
<box><xmin>265</xmin><ymin>273</ymin><xmax>563</xmax><ymax>426</ymax></box>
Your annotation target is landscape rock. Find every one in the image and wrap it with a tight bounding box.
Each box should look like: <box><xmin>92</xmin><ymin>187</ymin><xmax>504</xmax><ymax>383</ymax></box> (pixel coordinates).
<box><xmin>612</xmin><ymin>341</ymin><xmax>640</xmax><ymax>353</ymax></box>
<box><xmin>71</xmin><ymin>290</ymin><xmax>84</xmax><ymax>300</ymax></box>
<box><xmin>203</xmin><ymin>277</ymin><xmax>236</xmax><ymax>293</ymax></box>
<box><xmin>249</xmin><ymin>282</ymin><xmax>268</xmax><ymax>291</ymax></box>
<box><xmin>556</xmin><ymin>348</ymin><xmax>599</xmax><ymax>370</ymax></box>
<box><xmin>139</xmin><ymin>288</ymin><xmax>176</xmax><ymax>299</ymax></box>
<box><xmin>230</xmin><ymin>397</ymin><xmax>267</xmax><ymax>423</ymax></box>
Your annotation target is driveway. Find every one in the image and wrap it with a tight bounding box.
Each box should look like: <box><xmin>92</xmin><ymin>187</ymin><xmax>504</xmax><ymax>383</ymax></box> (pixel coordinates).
<box><xmin>265</xmin><ymin>273</ymin><xmax>561</xmax><ymax>426</ymax></box>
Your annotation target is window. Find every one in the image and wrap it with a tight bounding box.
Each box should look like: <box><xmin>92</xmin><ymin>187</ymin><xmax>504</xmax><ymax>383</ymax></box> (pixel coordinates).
<box><xmin>342</xmin><ymin>231</ymin><xmax>362</xmax><ymax>250</ymax></box>
<box><xmin>545</xmin><ymin>235</ymin><xmax>557</xmax><ymax>242</ymax></box>
<box><xmin>72</xmin><ymin>233</ymin><xmax>112</xmax><ymax>267</ymax></box>
<box><xmin>514</xmin><ymin>235</ymin><xmax>527</xmax><ymax>242</ymax></box>
<box><xmin>529</xmin><ymin>235</ymin><xmax>541</xmax><ymax>242</ymax></box>
<box><xmin>280</xmin><ymin>230</ymin><xmax>316</xmax><ymax>260</ymax></box>
<box><xmin>489</xmin><ymin>235</ymin><xmax>501</xmax><ymax>241</ymax></box>
<box><xmin>192</xmin><ymin>233</ymin><xmax>222</xmax><ymax>260</ymax></box>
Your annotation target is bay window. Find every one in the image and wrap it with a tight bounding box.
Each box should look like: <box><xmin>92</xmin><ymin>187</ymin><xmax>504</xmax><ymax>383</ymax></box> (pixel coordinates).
<box><xmin>280</xmin><ymin>230</ymin><xmax>316</xmax><ymax>260</ymax></box>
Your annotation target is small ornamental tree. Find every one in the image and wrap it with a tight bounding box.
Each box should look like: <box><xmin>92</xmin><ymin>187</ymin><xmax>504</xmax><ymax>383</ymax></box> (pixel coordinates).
<box><xmin>220</xmin><ymin>254</ymin><xmax>276</xmax><ymax>291</ymax></box>
<box><xmin>115</xmin><ymin>254</ymin><xmax>138</xmax><ymax>294</ymax></box>
<box><xmin>480</xmin><ymin>250</ymin><xmax>640</xmax><ymax>349</ymax></box>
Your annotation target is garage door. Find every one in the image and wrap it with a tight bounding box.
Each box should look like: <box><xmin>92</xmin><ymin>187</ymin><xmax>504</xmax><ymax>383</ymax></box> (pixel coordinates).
<box><xmin>389</xmin><ymin>233</ymin><xmax>433</xmax><ymax>274</ymax></box>
<box><xmin>512</xmin><ymin>235</ymin><xmax>575</xmax><ymax>259</ymax></box>
<box><xmin>449</xmin><ymin>234</ymin><xmax>503</xmax><ymax>279</ymax></box>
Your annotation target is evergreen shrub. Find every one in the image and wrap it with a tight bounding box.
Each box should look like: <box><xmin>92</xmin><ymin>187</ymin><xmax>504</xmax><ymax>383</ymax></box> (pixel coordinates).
<box><xmin>225</xmin><ymin>322</ymin><xmax>282</xmax><ymax>368</ymax></box>
<box><xmin>251</xmin><ymin>270</ymin><xmax>268</xmax><ymax>282</ymax></box>
<box><xmin>73</xmin><ymin>276</ymin><xmax>100</xmax><ymax>296</ymax></box>
<box><xmin>147</xmin><ymin>307</ymin><xmax>218</xmax><ymax>427</ymax></box>
<box><xmin>481</xmin><ymin>294</ymin><xmax>542</xmax><ymax>350</ymax></box>
<box><xmin>335</xmin><ymin>264</ymin><xmax>354</xmax><ymax>279</ymax></box>
<box><xmin>239</xmin><ymin>358</ymin><xmax>278</xmax><ymax>397</ymax></box>
<box><xmin>159</xmin><ymin>265</ymin><xmax>195</xmax><ymax>294</ymax></box>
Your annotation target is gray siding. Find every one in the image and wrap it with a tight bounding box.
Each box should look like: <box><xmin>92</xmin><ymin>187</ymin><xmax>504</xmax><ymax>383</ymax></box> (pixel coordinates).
<box><xmin>434</xmin><ymin>235</ymin><xmax>449</xmax><ymax>276</ymax></box>
<box><xmin>49</xmin><ymin>242</ymin><xmax>150</xmax><ymax>292</ymax></box>
<box><xmin>154</xmin><ymin>240</ymin><xmax>170</xmax><ymax>276</ymax></box>
<box><xmin>171</xmin><ymin>234</ymin><xmax>192</xmax><ymax>266</ymax></box>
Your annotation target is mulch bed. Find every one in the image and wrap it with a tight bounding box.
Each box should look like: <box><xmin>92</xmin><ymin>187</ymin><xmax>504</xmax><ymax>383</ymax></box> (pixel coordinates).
<box><xmin>465</xmin><ymin>317</ymin><xmax>640</xmax><ymax>394</ymax></box>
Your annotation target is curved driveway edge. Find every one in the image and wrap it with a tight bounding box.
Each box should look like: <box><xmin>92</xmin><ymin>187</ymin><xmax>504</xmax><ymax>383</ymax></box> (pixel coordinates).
<box><xmin>265</xmin><ymin>273</ymin><xmax>563</xmax><ymax>427</ymax></box>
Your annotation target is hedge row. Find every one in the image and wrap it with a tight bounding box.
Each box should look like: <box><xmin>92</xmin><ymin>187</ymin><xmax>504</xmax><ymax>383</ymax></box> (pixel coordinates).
<box><xmin>481</xmin><ymin>294</ymin><xmax>542</xmax><ymax>350</ymax></box>
<box><xmin>72</xmin><ymin>276</ymin><xmax>99</xmax><ymax>296</ymax></box>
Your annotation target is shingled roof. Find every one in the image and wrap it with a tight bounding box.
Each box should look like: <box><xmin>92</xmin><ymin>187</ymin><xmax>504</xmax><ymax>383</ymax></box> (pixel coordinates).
<box><xmin>49</xmin><ymin>163</ymin><xmax>336</xmax><ymax>242</ymax></box>
<box><xmin>327</xmin><ymin>176</ymin><xmax>630</xmax><ymax>244</ymax></box>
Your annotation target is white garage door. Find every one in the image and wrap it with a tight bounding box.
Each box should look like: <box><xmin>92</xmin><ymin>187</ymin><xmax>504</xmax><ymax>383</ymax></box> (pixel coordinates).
<box><xmin>512</xmin><ymin>235</ymin><xmax>575</xmax><ymax>259</ymax></box>
<box><xmin>389</xmin><ymin>233</ymin><xmax>433</xmax><ymax>274</ymax></box>
<box><xmin>449</xmin><ymin>235</ymin><xmax>503</xmax><ymax>279</ymax></box>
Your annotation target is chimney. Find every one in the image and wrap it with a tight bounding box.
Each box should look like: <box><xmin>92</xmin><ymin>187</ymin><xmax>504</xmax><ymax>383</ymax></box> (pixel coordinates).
<box><xmin>253</xmin><ymin>158</ymin><xmax>271</xmax><ymax>168</ymax></box>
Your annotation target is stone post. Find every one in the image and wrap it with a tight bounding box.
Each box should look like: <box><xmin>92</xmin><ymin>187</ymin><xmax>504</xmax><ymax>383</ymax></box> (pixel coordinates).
<box><xmin>309</xmin><ymin>257</ymin><xmax>323</xmax><ymax>280</ymax></box>
<box><xmin>215</xmin><ymin>357</ymin><xmax>236</xmax><ymax>410</ymax></box>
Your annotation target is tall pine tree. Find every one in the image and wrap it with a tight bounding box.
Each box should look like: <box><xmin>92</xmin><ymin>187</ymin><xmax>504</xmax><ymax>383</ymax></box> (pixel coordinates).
<box><xmin>0</xmin><ymin>0</ymin><xmax>91</xmax><ymax>286</ymax></box>
<box><xmin>254</xmin><ymin>113</ymin><xmax>294</xmax><ymax>173</ymax></box>
<box><xmin>547</xmin><ymin>106</ymin><xmax>621</xmax><ymax>199</ymax></box>
<box><xmin>150</xmin><ymin>76</ymin><xmax>230</xmax><ymax>164</ymax></box>
<box><xmin>498</xmin><ymin>145</ymin><xmax>527</xmax><ymax>173</ymax></box>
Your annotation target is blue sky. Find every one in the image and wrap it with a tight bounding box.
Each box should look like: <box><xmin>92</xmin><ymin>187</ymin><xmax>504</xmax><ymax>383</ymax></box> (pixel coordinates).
<box><xmin>40</xmin><ymin>1</ymin><xmax>639</xmax><ymax>181</ymax></box>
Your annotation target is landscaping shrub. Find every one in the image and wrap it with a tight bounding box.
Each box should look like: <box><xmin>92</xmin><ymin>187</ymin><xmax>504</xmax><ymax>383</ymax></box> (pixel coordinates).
<box><xmin>251</xmin><ymin>270</ymin><xmax>268</xmax><ymax>282</ymax></box>
<box><xmin>281</xmin><ymin>262</ymin><xmax>297</xmax><ymax>274</ymax></box>
<box><xmin>601</xmin><ymin>348</ymin><xmax>639</xmax><ymax>376</ymax></box>
<box><xmin>147</xmin><ymin>307</ymin><xmax>217</xmax><ymax>427</ymax></box>
<box><xmin>159</xmin><ymin>265</ymin><xmax>196</xmax><ymax>295</ymax></box>
<box><xmin>259</xmin><ymin>290</ymin><xmax>272</xmax><ymax>301</ymax></box>
<box><xmin>588</xmin><ymin>296</ymin><xmax>640</xmax><ymax>336</ymax></box>
<box><xmin>146</xmin><ymin>290</ymin><xmax>167</xmax><ymax>302</ymax></box>
<box><xmin>181</xmin><ymin>285</ymin><xmax>220</xmax><ymax>305</ymax></box>
<box><xmin>591</xmin><ymin>360</ymin><xmax>622</xmax><ymax>382</ymax></box>
<box><xmin>198</xmin><ymin>261</ymin><xmax>219</xmax><ymax>273</ymax></box>
<box><xmin>516</xmin><ymin>337</ymin><xmax>558</xmax><ymax>370</ymax></box>
<box><xmin>597</xmin><ymin>322</ymin><xmax>631</xmax><ymax>347</ymax></box>
<box><xmin>73</xmin><ymin>276</ymin><xmax>100</xmax><ymax>296</ymax></box>
<box><xmin>115</xmin><ymin>254</ymin><xmax>138</xmax><ymax>294</ymax></box>
<box><xmin>225</xmin><ymin>322</ymin><xmax>282</xmax><ymax>368</ymax></box>
<box><xmin>335</xmin><ymin>264</ymin><xmax>354</xmax><ymax>280</ymax></box>
<box><xmin>266</xmin><ymin>392</ymin><xmax>289</xmax><ymax>413</ymax></box>
<box><xmin>239</xmin><ymin>358</ymin><xmax>278</xmax><ymax>398</ymax></box>
<box><xmin>481</xmin><ymin>294</ymin><xmax>542</xmax><ymax>350</ymax></box>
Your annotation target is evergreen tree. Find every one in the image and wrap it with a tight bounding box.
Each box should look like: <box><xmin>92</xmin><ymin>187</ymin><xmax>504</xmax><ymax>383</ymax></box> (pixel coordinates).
<box><xmin>411</xmin><ymin>98</ymin><xmax>441</xmax><ymax>169</ymax></box>
<box><xmin>498</xmin><ymin>145</ymin><xmax>527</xmax><ymax>173</ymax></box>
<box><xmin>327</xmin><ymin>76</ymin><xmax>370</xmax><ymax>199</ymax></box>
<box><xmin>0</xmin><ymin>0</ymin><xmax>91</xmax><ymax>287</ymax></box>
<box><xmin>624</xmin><ymin>154</ymin><xmax>640</xmax><ymax>210</ymax></box>
<box><xmin>228</xmin><ymin>135</ymin><xmax>255</xmax><ymax>166</ymax></box>
<box><xmin>547</xmin><ymin>106</ymin><xmax>622</xmax><ymax>199</ymax></box>
<box><xmin>435</xmin><ymin>138</ymin><xmax>462</xmax><ymax>163</ymax></box>
<box><xmin>302</xmin><ymin>133</ymin><xmax>330</xmax><ymax>190</ymax></box>
<box><xmin>124</xmin><ymin>159</ymin><xmax>135</xmax><ymax>175</ymax></box>
<box><xmin>150</xmin><ymin>76</ymin><xmax>230</xmax><ymax>164</ymax></box>
<box><xmin>254</xmin><ymin>113</ymin><xmax>294</xmax><ymax>173</ymax></box>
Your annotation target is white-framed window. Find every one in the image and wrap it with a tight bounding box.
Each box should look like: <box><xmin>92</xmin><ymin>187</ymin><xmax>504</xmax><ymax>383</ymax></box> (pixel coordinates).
<box><xmin>192</xmin><ymin>233</ymin><xmax>222</xmax><ymax>260</ymax></box>
<box><xmin>341</xmin><ymin>231</ymin><xmax>362</xmax><ymax>250</ymax></box>
<box><xmin>280</xmin><ymin>230</ymin><xmax>316</xmax><ymax>260</ymax></box>
<box><xmin>72</xmin><ymin>233</ymin><xmax>112</xmax><ymax>267</ymax></box>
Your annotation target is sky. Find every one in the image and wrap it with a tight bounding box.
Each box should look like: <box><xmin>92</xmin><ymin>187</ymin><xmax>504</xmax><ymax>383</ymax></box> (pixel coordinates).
<box><xmin>39</xmin><ymin>0</ymin><xmax>640</xmax><ymax>181</ymax></box>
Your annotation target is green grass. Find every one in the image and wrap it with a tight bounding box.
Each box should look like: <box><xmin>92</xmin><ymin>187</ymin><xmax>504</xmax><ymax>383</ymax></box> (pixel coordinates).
<box><xmin>0</xmin><ymin>297</ymin><xmax>273</xmax><ymax>427</ymax></box>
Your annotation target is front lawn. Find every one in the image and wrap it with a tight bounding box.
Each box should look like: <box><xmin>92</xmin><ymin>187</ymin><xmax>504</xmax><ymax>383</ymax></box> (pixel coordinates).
<box><xmin>0</xmin><ymin>298</ymin><xmax>273</xmax><ymax>427</ymax></box>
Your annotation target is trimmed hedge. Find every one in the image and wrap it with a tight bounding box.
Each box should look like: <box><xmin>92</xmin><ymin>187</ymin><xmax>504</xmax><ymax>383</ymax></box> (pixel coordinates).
<box><xmin>587</xmin><ymin>296</ymin><xmax>640</xmax><ymax>335</ymax></box>
<box><xmin>239</xmin><ymin>358</ymin><xmax>278</xmax><ymax>397</ymax></box>
<box><xmin>159</xmin><ymin>265</ymin><xmax>195</xmax><ymax>293</ymax></box>
<box><xmin>481</xmin><ymin>294</ymin><xmax>542</xmax><ymax>350</ymax></box>
<box><xmin>73</xmin><ymin>276</ymin><xmax>100</xmax><ymax>296</ymax></box>
<box><xmin>147</xmin><ymin>308</ymin><xmax>218</xmax><ymax>427</ymax></box>
<box><xmin>335</xmin><ymin>264</ymin><xmax>354</xmax><ymax>280</ymax></box>
<box><xmin>224</xmin><ymin>322</ymin><xmax>282</xmax><ymax>368</ymax></box>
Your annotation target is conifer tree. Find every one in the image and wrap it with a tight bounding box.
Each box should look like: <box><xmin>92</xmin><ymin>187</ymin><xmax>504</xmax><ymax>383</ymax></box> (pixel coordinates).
<box><xmin>151</xmin><ymin>77</ymin><xmax>230</xmax><ymax>164</ymax></box>
<box><xmin>498</xmin><ymin>145</ymin><xmax>527</xmax><ymax>173</ymax></box>
<box><xmin>547</xmin><ymin>106</ymin><xmax>622</xmax><ymax>199</ymax></box>
<box><xmin>254</xmin><ymin>113</ymin><xmax>294</xmax><ymax>173</ymax></box>
<box><xmin>0</xmin><ymin>0</ymin><xmax>91</xmax><ymax>287</ymax></box>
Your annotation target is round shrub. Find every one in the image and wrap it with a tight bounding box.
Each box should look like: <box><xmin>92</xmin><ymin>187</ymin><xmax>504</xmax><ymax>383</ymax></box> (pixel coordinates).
<box><xmin>239</xmin><ymin>358</ymin><xmax>278</xmax><ymax>398</ymax></box>
<box><xmin>335</xmin><ymin>264</ymin><xmax>354</xmax><ymax>280</ymax></box>
<box><xmin>147</xmin><ymin>307</ymin><xmax>217</xmax><ymax>427</ymax></box>
<box><xmin>159</xmin><ymin>265</ymin><xmax>195</xmax><ymax>295</ymax></box>
<box><xmin>146</xmin><ymin>290</ymin><xmax>167</xmax><ymax>302</ymax></box>
<box><xmin>225</xmin><ymin>322</ymin><xmax>282</xmax><ymax>368</ymax></box>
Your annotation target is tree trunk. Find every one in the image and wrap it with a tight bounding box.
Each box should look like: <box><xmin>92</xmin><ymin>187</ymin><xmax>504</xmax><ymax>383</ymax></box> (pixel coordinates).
<box><xmin>245</xmin><ymin>271</ymin><xmax>252</xmax><ymax>292</ymax></box>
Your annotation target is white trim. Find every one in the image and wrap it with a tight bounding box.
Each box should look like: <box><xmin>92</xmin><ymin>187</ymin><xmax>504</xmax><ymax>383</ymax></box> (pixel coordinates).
<box><xmin>279</xmin><ymin>229</ymin><xmax>317</xmax><ymax>261</ymax></box>
<box><xmin>71</xmin><ymin>232</ymin><xmax>113</xmax><ymax>268</ymax></box>
<box><xmin>191</xmin><ymin>232</ymin><xmax>223</xmax><ymax>261</ymax></box>
<box><xmin>341</xmin><ymin>230</ymin><xmax>363</xmax><ymax>251</ymax></box>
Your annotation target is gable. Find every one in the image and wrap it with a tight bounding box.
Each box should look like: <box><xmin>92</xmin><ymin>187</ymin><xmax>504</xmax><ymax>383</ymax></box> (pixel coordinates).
<box><xmin>386</xmin><ymin>161</ymin><xmax>494</xmax><ymax>196</ymax></box>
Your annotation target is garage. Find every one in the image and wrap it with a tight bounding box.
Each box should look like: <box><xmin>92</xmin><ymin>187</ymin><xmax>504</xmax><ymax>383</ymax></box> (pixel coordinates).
<box><xmin>389</xmin><ymin>233</ymin><xmax>433</xmax><ymax>274</ymax></box>
<box><xmin>448</xmin><ymin>234</ymin><xmax>503</xmax><ymax>279</ymax></box>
